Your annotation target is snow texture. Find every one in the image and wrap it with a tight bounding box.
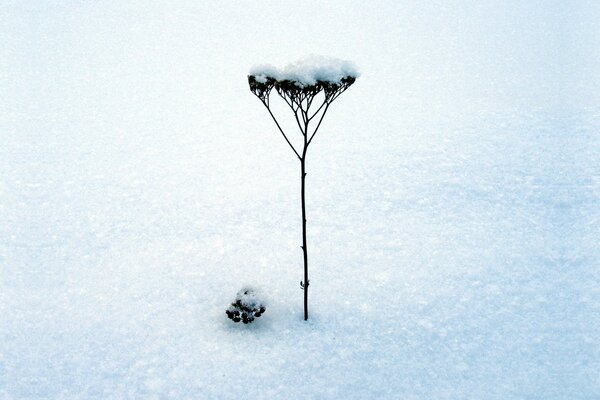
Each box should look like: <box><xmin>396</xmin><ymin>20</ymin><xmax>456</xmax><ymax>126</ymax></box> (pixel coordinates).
<box><xmin>1</xmin><ymin>1</ymin><xmax>599</xmax><ymax>399</ymax></box>
<box><xmin>250</xmin><ymin>56</ymin><xmax>359</xmax><ymax>86</ymax></box>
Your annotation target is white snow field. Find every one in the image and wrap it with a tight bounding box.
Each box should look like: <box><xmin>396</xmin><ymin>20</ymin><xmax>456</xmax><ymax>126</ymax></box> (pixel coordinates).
<box><xmin>1</xmin><ymin>1</ymin><xmax>599</xmax><ymax>399</ymax></box>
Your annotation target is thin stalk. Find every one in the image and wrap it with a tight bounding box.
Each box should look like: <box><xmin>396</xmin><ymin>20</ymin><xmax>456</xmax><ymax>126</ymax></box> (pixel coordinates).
<box><xmin>300</xmin><ymin>124</ymin><xmax>309</xmax><ymax>321</ymax></box>
<box><xmin>308</xmin><ymin>103</ymin><xmax>330</xmax><ymax>145</ymax></box>
<box><xmin>263</xmin><ymin>104</ymin><xmax>301</xmax><ymax>160</ymax></box>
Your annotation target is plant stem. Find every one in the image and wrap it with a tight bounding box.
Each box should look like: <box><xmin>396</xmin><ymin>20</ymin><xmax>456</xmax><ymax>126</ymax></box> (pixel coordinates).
<box><xmin>301</xmin><ymin>138</ymin><xmax>309</xmax><ymax>321</ymax></box>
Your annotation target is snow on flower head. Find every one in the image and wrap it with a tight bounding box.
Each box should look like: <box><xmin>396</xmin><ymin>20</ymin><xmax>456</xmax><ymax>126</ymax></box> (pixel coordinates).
<box><xmin>280</xmin><ymin>55</ymin><xmax>360</xmax><ymax>86</ymax></box>
<box><xmin>250</xmin><ymin>56</ymin><xmax>359</xmax><ymax>87</ymax></box>
<box><xmin>249</xmin><ymin>64</ymin><xmax>279</xmax><ymax>83</ymax></box>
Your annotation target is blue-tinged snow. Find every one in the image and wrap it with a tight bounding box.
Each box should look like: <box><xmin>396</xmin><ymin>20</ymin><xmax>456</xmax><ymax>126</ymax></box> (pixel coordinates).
<box><xmin>250</xmin><ymin>56</ymin><xmax>359</xmax><ymax>86</ymax></box>
<box><xmin>1</xmin><ymin>1</ymin><xmax>599</xmax><ymax>399</ymax></box>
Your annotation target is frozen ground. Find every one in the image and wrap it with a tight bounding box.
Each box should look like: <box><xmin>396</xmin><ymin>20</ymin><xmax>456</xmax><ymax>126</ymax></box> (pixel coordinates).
<box><xmin>1</xmin><ymin>1</ymin><xmax>599</xmax><ymax>399</ymax></box>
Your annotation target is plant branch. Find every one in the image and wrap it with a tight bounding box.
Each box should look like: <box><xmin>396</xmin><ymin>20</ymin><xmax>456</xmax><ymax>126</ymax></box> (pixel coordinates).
<box><xmin>300</xmin><ymin>106</ymin><xmax>308</xmax><ymax>126</ymax></box>
<box><xmin>307</xmin><ymin>100</ymin><xmax>328</xmax><ymax>122</ymax></box>
<box><xmin>263</xmin><ymin>103</ymin><xmax>301</xmax><ymax>160</ymax></box>
<box><xmin>293</xmin><ymin>106</ymin><xmax>306</xmax><ymax>135</ymax></box>
<box><xmin>307</xmin><ymin>103</ymin><xmax>330</xmax><ymax>145</ymax></box>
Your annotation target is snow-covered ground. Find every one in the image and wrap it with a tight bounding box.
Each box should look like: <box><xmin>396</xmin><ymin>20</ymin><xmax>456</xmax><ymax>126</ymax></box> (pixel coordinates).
<box><xmin>1</xmin><ymin>1</ymin><xmax>599</xmax><ymax>399</ymax></box>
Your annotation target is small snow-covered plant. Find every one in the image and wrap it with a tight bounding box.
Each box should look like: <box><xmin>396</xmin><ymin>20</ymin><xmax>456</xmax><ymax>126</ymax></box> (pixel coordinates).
<box><xmin>248</xmin><ymin>56</ymin><xmax>358</xmax><ymax>321</ymax></box>
<box><xmin>226</xmin><ymin>288</ymin><xmax>266</xmax><ymax>324</ymax></box>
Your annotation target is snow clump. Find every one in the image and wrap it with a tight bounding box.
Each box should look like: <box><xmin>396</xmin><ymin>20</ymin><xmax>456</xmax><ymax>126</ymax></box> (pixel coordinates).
<box><xmin>225</xmin><ymin>287</ymin><xmax>266</xmax><ymax>324</ymax></box>
<box><xmin>249</xmin><ymin>64</ymin><xmax>279</xmax><ymax>84</ymax></box>
<box><xmin>250</xmin><ymin>56</ymin><xmax>359</xmax><ymax>87</ymax></box>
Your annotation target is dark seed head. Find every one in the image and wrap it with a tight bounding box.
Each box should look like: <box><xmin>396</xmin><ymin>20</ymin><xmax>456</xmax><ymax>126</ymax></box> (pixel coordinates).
<box><xmin>254</xmin><ymin>312</ymin><xmax>261</xmax><ymax>318</ymax></box>
<box><xmin>260</xmin><ymin>307</ymin><xmax>266</xmax><ymax>313</ymax></box>
<box><xmin>232</xmin><ymin>317</ymin><xmax>241</xmax><ymax>322</ymax></box>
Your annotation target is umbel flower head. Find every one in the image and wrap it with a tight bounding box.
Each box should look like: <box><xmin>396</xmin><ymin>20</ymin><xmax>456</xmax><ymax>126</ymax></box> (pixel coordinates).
<box><xmin>248</xmin><ymin>75</ymin><xmax>275</xmax><ymax>103</ymax></box>
<box><xmin>249</xmin><ymin>56</ymin><xmax>359</xmax><ymax>104</ymax></box>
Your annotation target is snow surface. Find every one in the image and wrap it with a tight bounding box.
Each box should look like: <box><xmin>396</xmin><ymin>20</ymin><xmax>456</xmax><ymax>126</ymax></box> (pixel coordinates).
<box><xmin>250</xmin><ymin>56</ymin><xmax>359</xmax><ymax>86</ymax></box>
<box><xmin>1</xmin><ymin>1</ymin><xmax>599</xmax><ymax>399</ymax></box>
